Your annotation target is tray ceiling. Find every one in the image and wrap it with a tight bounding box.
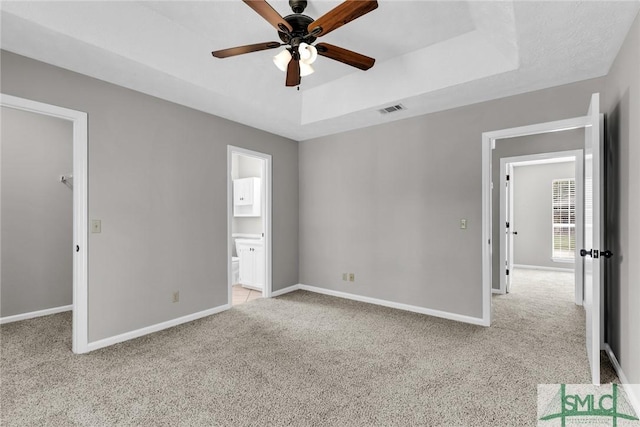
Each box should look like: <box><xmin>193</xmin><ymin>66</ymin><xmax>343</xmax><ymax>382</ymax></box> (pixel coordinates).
<box><xmin>1</xmin><ymin>1</ymin><xmax>638</xmax><ymax>140</ymax></box>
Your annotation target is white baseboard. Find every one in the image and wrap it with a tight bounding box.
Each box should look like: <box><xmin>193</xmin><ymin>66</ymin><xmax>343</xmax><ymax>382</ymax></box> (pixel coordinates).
<box><xmin>604</xmin><ymin>343</ymin><xmax>640</xmax><ymax>418</ymax></box>
<box><xmin>513</xmin><ymin>264</ymin><xmax>573</xmax><ymax>273</ymax></box>
<box><xmin>492</xmin><ymin>288</ymin><xmax>504</xmax><ymax>294</ymax></box>
<box><xmin>297</xmin><ymin>284</ymin><xmax>486</xmax><ymax>326</ymax></box>
<box><xmin>0</xmin><ymin>305</ymin><xmax>73</xmax><ymax>324</ymax></box>
<box><xmin>86</xmin><ymin>304</ymin><xmax>230</xmax><ymax>352</ymax></box>
<box><xmin>271</xmin><ymin>284</ymin><xmax>300</xmax><ymax>297</ymax></box>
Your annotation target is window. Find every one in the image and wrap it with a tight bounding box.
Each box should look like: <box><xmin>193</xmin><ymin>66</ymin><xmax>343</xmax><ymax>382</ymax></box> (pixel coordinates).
<box><xmin>552</xmin><ymin>178</ymin><xmax>576</xmax><ymax>261</ymax></box>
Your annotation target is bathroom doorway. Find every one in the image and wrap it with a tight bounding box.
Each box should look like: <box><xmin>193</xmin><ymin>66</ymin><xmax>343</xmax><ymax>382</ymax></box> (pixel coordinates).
<box><xmin>227</xmin><ymin>146</ymin><xmax>272</xmax><ymax>306</ymax></box>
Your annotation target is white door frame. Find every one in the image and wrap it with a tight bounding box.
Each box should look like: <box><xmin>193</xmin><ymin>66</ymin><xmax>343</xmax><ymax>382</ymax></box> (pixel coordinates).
<box><xmin>227</xmin><ymin>146</ymin><xmax>272</xmax><ymax>304</ymax></box>
<box><xmin>505</xmin><ymin>161</ymin><xmax>514</xmax><ymax>294</ymax></box>
<box><xmin>497</xmin><ymin>151</ymin><xmax>584</xmax><ymax>307</ymax></box>
<box><xmin>481</xmin><ymin>115</ymin><xmax>591</xmax><ymax>326</ymax></box>
<box><xmin>1</xmin><ymin>93</ymin><xmax>89</xmax><ymax>354</ymax></box>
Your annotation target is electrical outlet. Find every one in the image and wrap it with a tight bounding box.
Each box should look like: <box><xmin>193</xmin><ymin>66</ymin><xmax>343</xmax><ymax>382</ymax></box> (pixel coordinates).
<box><xmin>172</xmin><ymin>291</ymin><xmax>179</xmax><ymax>303</ymax></box>
<box><xmin>349</xmin><ymin>273</ymin><xmax>355</xmax><ymax>282</ymax></box>
<box><xmin>91</xmin><ymin>219</ymin><xmax>101</xmax><ymax>233</ymax></box>
<box><xmin>460</xmin><ymin>219</ymin><xmax>467</xmax><ymax>229</ymax></box>
<box><xmin>342</xmin><ymin>273</ymin><xmax>348</xmax><ymax>281</ymax></box>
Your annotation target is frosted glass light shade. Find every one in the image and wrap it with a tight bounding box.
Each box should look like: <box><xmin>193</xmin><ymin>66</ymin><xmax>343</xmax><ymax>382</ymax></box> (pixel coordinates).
<box><xmin>299</xmin><ymin>43</ymin><xmax>318</xmax><ymax>64</ymax></box>
<box><xmin>273</xmin><ymin>49</ymin><xmax>292</xmax><ymax>72</ymax></box>
<box><xmin>299</xmin><ymin>61</ymin><xmax>314</xmax><ymax>77</ymax></box>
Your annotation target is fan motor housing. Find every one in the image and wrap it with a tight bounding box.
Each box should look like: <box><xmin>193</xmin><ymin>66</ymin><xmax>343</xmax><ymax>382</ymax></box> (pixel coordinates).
<box><xmin>279</xmin><ymin>13</ymin><xmax>317</xmax><ymax>44</ymax></box>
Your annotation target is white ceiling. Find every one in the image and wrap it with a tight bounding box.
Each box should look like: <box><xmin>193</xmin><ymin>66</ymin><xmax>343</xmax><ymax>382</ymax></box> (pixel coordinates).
<box><xmin>1</xmin><ymin>1</ymin><xmax>639</xmax><ymax>141</ymax></box>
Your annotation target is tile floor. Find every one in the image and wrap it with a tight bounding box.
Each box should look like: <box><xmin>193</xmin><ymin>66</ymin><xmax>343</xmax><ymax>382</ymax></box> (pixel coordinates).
<box><xmin>232</xmin><ymin>284</ymin><xmax>262</xmax><ymax>306</ymax></box>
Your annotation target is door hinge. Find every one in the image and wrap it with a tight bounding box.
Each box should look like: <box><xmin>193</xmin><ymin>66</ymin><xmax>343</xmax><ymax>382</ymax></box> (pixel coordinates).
<box><xmin>506</xmin><ymin>175</ymin><xmax>510</xmax><ymax>181</ymax></box>
<box><xmin>506</xmin><ymin>269</ymin><xmax>510</xmax><ymax>276</ymax></box>
<box><xmin>506</xmin><ymin>221</ymin><xmax>510</xmax><ymax>228</ymax></box>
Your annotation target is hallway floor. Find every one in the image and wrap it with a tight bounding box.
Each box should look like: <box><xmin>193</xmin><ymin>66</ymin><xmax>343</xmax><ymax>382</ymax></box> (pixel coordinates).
<box><xmin>232</xmin><ymin>284</ymin><xmax>262</xmax><ymax>306</ymax></box>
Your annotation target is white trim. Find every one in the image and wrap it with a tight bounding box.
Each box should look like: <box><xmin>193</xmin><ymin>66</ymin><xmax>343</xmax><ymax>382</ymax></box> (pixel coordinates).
<box><xmin>509</xmin><ymin>156</ymin><xmax>577</xmax><ymax>167</ymax></box>
<box><xmin>550</xmin><ymin>257</ymin><xmax>576</xmax><ymax>264</ymax></box>
<box><xmin>492</xmin><ymin>289</ymin><xmax>503</xmax><ymax>294</ymax></box>
<box><xmin>87</xmin><ymin>304</ymin><xmax>230</xmax><ymax>352</ymax></box>
<box><xmin>574</xmin><ymin>150</ymin><xmax>585</xmax><ymax>306</ymax></box>
<box><xmin>271</xmin><ymin>284</ymin><xmax>300</xmax><ymax>297</ymax></box>
<box><xmin>604</xmin><ymin>344</ymin><xmax>640</xmax><ymax>418</ymax></box>
<box><xmin>0</xmin><ymin>305</ymin><xmax>72</xmax><ymax>324</ymax></box>
<box><xmin>483</xmin><ymin>116</ymin><xmax>591</xmax><ymax>142</ymax></box>
<box><xmin>269</xmin><ymin>284</ymin><xmax>485</xmax><ymax>325</ymax></box>
<box><xmin>481</xmin><ymin>132</ymin><xmax>493</xmax><ymax>327</ymax></box>
<box><xmin>227</xmin><ymin>146</ymin><xmax>272</xmax><ymax>306</ymax></box>
<box><xmin>512</xmin><ymin>264</ymin><xmax>574</xmax><ymax>273</ymax></box>
<box><xmin>298</xmin><ymin>284</ymin><xmax>486</xmax><ymax>326</ymax></box>
<box><xmin>482</xmin><ymin>116</ymin><xmax>591</xmax><ymax>326</ymax></box>
<box><xmin>0</xmin><ymin>94</ymin><xmax>89</xmax><ymax>354</ymax></box>
<box><xmin>499</xmin><ymin>159</ymin><xmax>513</xmax><ymax>294</ymax></box>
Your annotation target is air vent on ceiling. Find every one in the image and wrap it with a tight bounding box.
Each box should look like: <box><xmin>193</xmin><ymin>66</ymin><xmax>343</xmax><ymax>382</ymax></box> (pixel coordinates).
<box><xmin>379</xmin><ymin>104</ymin><xmax>406</xmax><ymax>114</ymax></box>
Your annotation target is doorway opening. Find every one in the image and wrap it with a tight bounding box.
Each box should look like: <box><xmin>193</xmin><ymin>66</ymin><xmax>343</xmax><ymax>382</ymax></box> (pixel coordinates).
<box><xmin>0</xmin><ymin>94</ymin><xmax>88</xmax><ymax>354</ymax></box>
<box><xmin>482</xmin><ymin>92</ymin><xmax>604</xmax><ymax>385</ymax></box>
<box><xmin>227</xmin><ymin>146</ymin><xmax>272</xmax><ymax>307</ymax></box>
<box><xmin>498</xmin><ymin>151</ymin><xmax>583</xmax><ymax>307</ymax></box>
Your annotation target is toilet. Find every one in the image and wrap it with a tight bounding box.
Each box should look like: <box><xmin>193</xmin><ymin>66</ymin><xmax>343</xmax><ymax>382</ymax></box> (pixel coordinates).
<box><xmin>232</xmin><ymin>257</ymin><xmax>240</xmax><ymax>285</ymax></box>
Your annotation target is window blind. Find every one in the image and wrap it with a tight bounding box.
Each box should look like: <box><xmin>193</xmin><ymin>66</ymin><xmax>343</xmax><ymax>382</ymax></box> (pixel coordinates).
<box><xmin>552</xmin><ymin>178</ymin><xmax>576</xmax><ymax>260</ymax></box>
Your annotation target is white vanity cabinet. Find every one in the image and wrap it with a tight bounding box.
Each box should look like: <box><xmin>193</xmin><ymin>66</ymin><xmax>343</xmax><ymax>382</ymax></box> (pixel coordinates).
<box><xmin>236</xmin><ymin>239</ymin><xmax>264</xmax><ymax>291</ymax></box>
<box><xmin>233</xmin><ymin>177</ymin><xmax>261</xmax><ymax>217</ymax></box>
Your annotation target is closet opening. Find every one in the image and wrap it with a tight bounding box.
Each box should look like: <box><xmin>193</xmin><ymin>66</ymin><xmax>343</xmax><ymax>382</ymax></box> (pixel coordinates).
<box><xmin>0</xmin><ymin>94</ymin><xmax>88</xmax><ymax>354</ymax></box>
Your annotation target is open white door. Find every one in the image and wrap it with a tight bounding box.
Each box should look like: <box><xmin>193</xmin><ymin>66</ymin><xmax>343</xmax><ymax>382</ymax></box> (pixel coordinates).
<box><xmin>581</xmin><ymin>93</ymin><xmax>604</xmax><ymax>385</ymax></box>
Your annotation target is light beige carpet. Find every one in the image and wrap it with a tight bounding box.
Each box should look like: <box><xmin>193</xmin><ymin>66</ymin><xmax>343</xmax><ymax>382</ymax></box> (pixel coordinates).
<box><xmin>0</xmin><ymin>269</ymin><xmax>616</xmax><ymax>426</ymax></box>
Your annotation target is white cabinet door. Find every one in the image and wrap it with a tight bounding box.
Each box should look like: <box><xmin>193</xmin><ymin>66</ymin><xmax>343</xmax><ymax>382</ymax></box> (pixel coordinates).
<box><xmin>236</xmin><ymin>240</ymin><xmax>264</xmax><ymax>290</ymax></box>
<box><xmin>237</xmin><ymin>243</ymin><xmax>253</xmax><ymax>285</ymax></box>
<box><xmin>233</xmin><ymin>179</ymin><xmax>253</xmax><ymax>206</ymax></box>
<box><xmin>233</xmin><ymin>178</ymin><xmax>261</xmax><ymax>217</ymax></box>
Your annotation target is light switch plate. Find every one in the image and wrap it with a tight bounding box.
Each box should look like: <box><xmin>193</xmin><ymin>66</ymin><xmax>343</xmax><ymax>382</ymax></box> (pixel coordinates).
<box><xmin>91</xmin><ymin>220</ymin><xmax>101</xmax><ymax>233</ymax></box>
<box><xmin>460</xmin><ymin>219</ymin><xmax>467</xmax><ymax>229</ymax></box>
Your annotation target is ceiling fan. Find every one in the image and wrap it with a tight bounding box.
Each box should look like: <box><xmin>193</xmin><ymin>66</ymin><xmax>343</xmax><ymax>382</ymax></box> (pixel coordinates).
<box><xmin>212</xmin><ymin>0</ymin><xmax>378</xmax><ymax>87</ymax></box>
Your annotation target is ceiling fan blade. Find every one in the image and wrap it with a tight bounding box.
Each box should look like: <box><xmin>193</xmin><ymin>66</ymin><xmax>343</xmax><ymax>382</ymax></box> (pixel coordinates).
<box><xmin>286</xmin><ymin>58</ymin><xmax>301</xmax><ymax>87</ymax></box>
<box><xmin>308</xmin><ymin>0</ymin><xmax>378</xmax><ymax>37</ymax></box>
<box><xmin>243</xmin><ymin>0</ymin><xmax>293</xmax><ymax>33</ymax></box>
<box><xmin>212</xmin><ymin>41</ymin><xmax>281</xmax><ymax>58</ymax></box>
<box><xmin>315</xmin><ymin>43</ymin><xmax>375</xmax><ymax>70</ymax></box>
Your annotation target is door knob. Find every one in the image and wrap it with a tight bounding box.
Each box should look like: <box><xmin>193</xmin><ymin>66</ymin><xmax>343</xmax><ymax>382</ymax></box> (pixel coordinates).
<box><xmin>512</xmin><ymin>231</ymin><xmax>518</xmax><ymax>235</ymax></box>
<box><xmin>601</xmin><ymin>250</ymin><xmax>613</xmax><ymax>258</ymax></box>
<box><xmin>580</xmin><ymin>249</ymin><xmax>592</xmax><ymax>257</ymax></box>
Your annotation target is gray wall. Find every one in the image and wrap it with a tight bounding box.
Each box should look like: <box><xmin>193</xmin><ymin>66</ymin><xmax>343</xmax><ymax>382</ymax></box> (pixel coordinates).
<box><xmin>603</xmin><ymin>10</ymin><xmax>640</xmax><ymax>392</ymax></box>
<box><xmin>300</xmin><ymin>78</ymin><xmax>603</xmax><ymax>319</ymax></box>
<box><xmin>513</xmin><ymin>162</ymin><xmax>575</xmax><ymax>268</ymax></box>
<box><xmin>491</xmin><ymin>130</ymin><xmax>584</xmax><ymax>289</ymax></box>
<box><xmin>0</xmin><ymin>50</ymin><xmax>299</xmax><ymax>342</ymax></box>
<box><xmin>1</xmin><ymin>107</ymin><xmax>73</xmax><ymax>317</ymax></box>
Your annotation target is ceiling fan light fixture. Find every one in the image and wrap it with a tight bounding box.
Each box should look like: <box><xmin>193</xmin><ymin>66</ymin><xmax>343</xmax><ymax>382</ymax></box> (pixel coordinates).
<box><xmin>299</xmin><ymin>43</ymin><xmax>318</xmax><ymax>64</ymax></box>
<box><xmin>213</xmin><ymin>0</ymin><xmax>379</xmax><ymax>86</ymax></box>
<box><xmin>273</xmin><ymin>49</ymin><xmax>292</xmax><ymax>72</ymax></box>
<box><xmin>299</xmin><ymin>61</ymin><xmax>315</xmax><ymax>77</ymax></box>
